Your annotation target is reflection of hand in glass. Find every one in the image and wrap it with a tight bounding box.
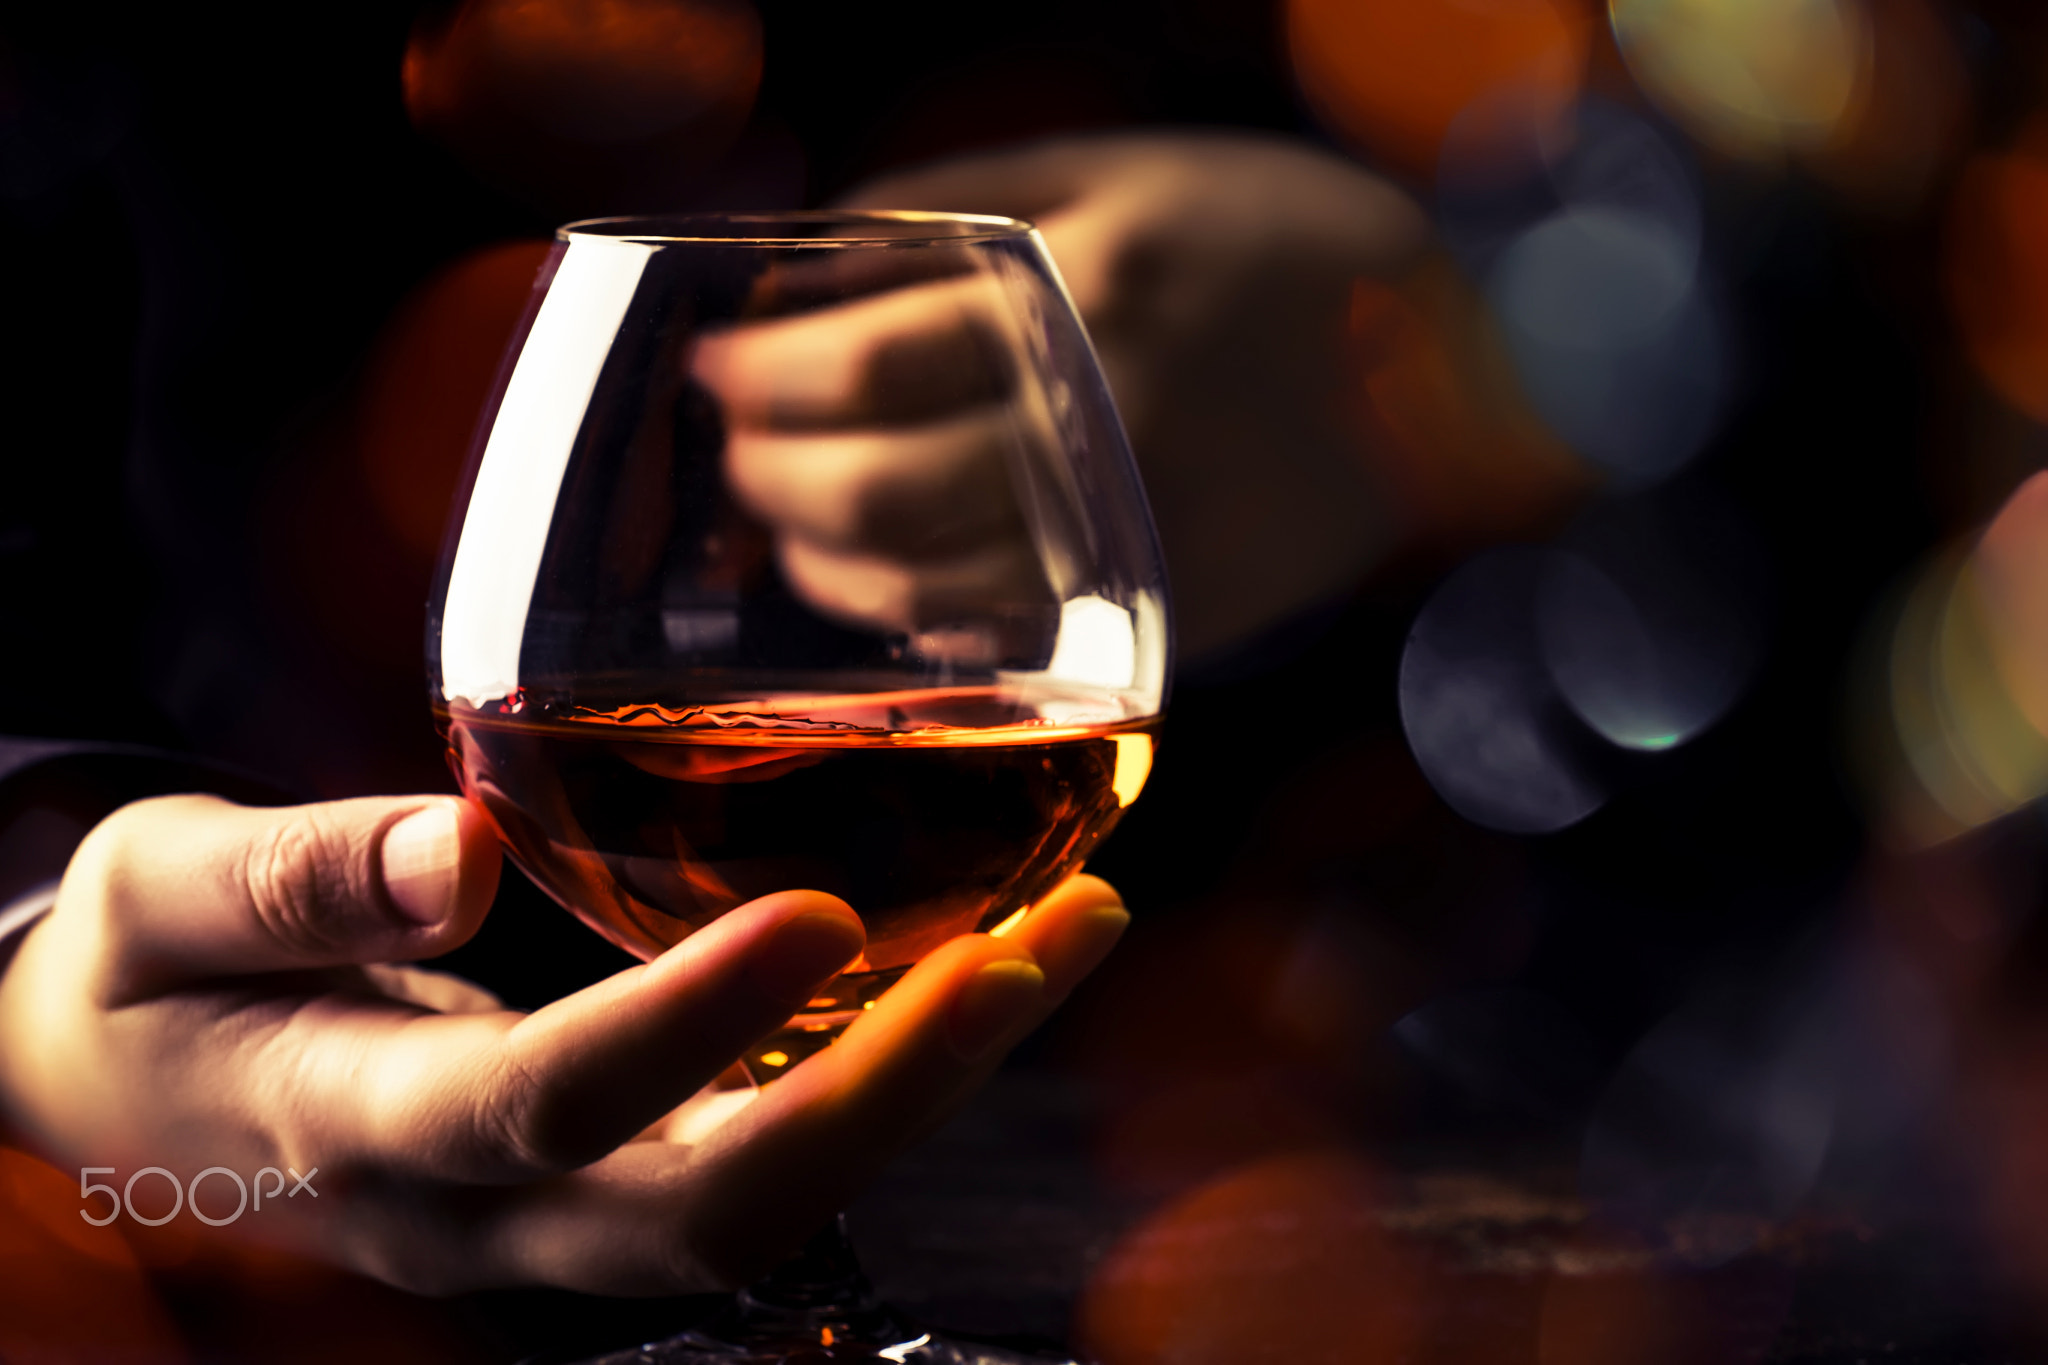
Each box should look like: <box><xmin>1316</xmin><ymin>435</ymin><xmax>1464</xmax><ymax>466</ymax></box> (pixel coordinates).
<box><xmin>690</xmin><ymin>271</ymin><xmax>1052</xmax><ymax>640</ymax></box>
<box><xmin>842</xmin><ymin>134</ymin><xmax>1432</xmax><ymax>658</ymax></box>
<box><xmin>0</xmin><ymin>793</ymin><xmax>1127</xmax><ymax>1292</ymax></box>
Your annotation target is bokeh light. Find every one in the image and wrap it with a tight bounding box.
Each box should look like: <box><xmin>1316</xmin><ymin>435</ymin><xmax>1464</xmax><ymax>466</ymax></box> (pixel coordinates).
<box><xmin>1975</xmin><ymin>472</ymin><xmax>2048</xmax><ymax>741</ymax></box>
<box><xmin>1535</xmin><ymin>1249</ymin><xmax>1797</xmax><ymax>1365</ymax></box>
<box><xmin>1400</xmin><ymin>546</ymin><xmax>1607</xmax><ymax>834</ymax></box>
<box><xmin>1432</xmin><ymin>97</ymin><xmax>1731</xmax><ymax>487</ymax></box>
<box><xmin>0</xmin><ymin>1147</ymin><xmax>188</xmax><ymax>1362</ymax></box>
<box><xmin>1537</xmin><ymin>490</ymin><xmax>1764</xmax><ymax>751</ymax></box>
<box><xmin>1402</xmin><ymin>489</ymin><xmax>1758</xmax><ymax>829</ymax></box>
<box><xmin>361</xmin><ymin>241</ymin><xmax>556</xmax><ymax>561</ymax></box>
<box><xmin>404</xmin><ymin>0</ymin><xmax>762</xmax><ymax>210</ymax></box>
<box><xmin>1438</xmin><ymin>98</ymin><xmax>1704</xmax><ymax>279</ymax></box>
<box><xmin>1286</xmin><ymin>0</ymin><xmax>1592</xmax><ymax>180</ymax></box>
<box><xmin>1810</xmin><ymin>0</ymin><xmax>1967</xmax><ymax>212</ymax></box>
<box><xmin>1609</xmin><ymin>0</ymin><xmax>1871</xmax><ymax>162</ymax></box>
<box><xmin>1348</xmin><ymin>262</ymin><xmax>1590</xmax><ymax>552</ymax></box>
<box><xmin>1946</xmin><ymin>117</ymin><xmax>2048</xmax><ymax>425</ymax></box>
<box><xmin>1487</xmin><ymin>203</ymin><xmax>1729</xmax><ymax>484</ymax></box>
<box><xmin>1074</xmin><ymin>1150</ymin><xmax>1418</xmax><ymax>1365</ymax></box>
<box><xmin>1864</xmin><ymin>476</ymin><xmax>2048</xmax><ymax>845</ymax></box>
<box><xmin>1581</xmin><ymin>966</ymin><xmax>1838</xmax><ymax>1266</ymax></box>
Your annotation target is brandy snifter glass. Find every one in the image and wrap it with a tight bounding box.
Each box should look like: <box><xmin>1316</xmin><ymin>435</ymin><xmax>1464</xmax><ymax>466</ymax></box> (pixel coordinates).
<box><xmin>428</xmin><ymin>211</ymin><xmax>1170</xmax><ymax>1363</ymax></box>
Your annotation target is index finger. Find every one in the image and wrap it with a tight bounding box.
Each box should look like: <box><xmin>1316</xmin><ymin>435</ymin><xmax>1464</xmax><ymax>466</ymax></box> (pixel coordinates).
<box><xmin>298</xmin><ymin>890</ymin><xmax>864</xmax><ymax>1182</ymax></box>
<box><xmin>690</xmin><ymin>275</ymin><xmax>1018</xmax><ymax>429</ymax></box>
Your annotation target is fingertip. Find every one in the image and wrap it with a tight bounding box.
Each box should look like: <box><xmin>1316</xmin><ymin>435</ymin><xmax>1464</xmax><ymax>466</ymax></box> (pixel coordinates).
<box><xmin>451</xmin><ymin>796</ymin><xmax>503</xmax><ymax>928</ymax></box>
<box><xmin>768</xmin><ymin>888</ymin><xmax>862</xmax><ymax>931</ymax></box>
<box><xmin>738</xmin><ymin>888</ymin><xmax>866</xmax><ymax>950</ymax></box>
<box><xmin>1003</xmin><ymin>875</ymin><xmax>1129</xmax><ymax>995</ymax></box>
<box><xmin>946</xmin><ymin>957</ymin><xmax>1046</xmax><ymax>1061</ymax></box>
<box><xmin>1052</xmin><ymin>900</ymin><xmax>1130</xmax><ymax>994</ymax></box>
<box><xmin>381</xmin><ymin>797</ymin><xmax>498</xmax><ymax>943</ymax></box>
<box><xmin>381</xmin><ymin>800</ymin><xmax>461</xmax><ymax>926</ymax></box>
<box><xmin>747</xmin><ymin>895</ymin><xmax>867</xmax><ymax>1007</ymax></box>
<box><xmin>1044</xmin><ymin>873</ymin><xmax>1124</xmax><ymax>915</ymax></box>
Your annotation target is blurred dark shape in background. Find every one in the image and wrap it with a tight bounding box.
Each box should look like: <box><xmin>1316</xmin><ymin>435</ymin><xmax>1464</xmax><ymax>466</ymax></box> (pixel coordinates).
<box><xmin>1346</xmin><ymin>258</ymin><xmax>1591</xmax><ymax>556</ymax></box>
<box><xmin>403</xmin><ymin>0</ymin><xmax>763</xmax><ymax>213</ymax></box>
<box><xmin>358</xmin><ymin>241</ymin><xmax>557</xmax><ymax>563</ymax></box>
<box><xmin>1393</xmin><ymin>986</ymin><xmax>1607</xmax><ymax>1135</ymax></box>
<box><xmin>1581</xmin><ymin>952</ymin><xmax>1841</xmax><ymax>1267</ymax></box>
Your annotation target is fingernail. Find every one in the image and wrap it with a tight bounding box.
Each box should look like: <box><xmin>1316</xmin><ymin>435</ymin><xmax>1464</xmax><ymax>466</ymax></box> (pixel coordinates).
<box><xmin>750</xmin><ymin>910</ymin><xmax>865</xmax><ymax>1006</ymax></box>
<box><xmin>382</xmin><ymin>802</ymin><xmax>461</xmax><ymax>925</ymax></box>
<box><xmin>946</xmin><ymin>959</ymin><xmax>1045</xmax><ymax>1061</ymax></box>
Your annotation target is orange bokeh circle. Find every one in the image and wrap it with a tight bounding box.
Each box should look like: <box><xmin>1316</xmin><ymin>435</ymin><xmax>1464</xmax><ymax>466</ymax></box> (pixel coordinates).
<box><xmin>1946</xmin><ymin>117</ymin><xmax>2048</xmax><ymax>425</ymax></box>
<box><xmin>1285</xmin><ymin>0</ymin><xmax>1591</xmax><ymax>180</ymax></box>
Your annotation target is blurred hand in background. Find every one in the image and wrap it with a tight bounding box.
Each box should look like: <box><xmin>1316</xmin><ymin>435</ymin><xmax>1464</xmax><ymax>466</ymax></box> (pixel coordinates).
<box><xmin>690</xmin><ymin>265</ymin><xmax>1055</xmax><ymax>643</ymax></box>
<box><xmin>834</xmin><ymin>134</ymin><xmax>1434</xmax><ymax>661</ymax></box>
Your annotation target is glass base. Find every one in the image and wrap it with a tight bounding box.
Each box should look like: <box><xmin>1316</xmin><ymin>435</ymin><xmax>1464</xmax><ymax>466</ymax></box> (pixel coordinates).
<box><xmin>585</xmin><ymin>1325</ymin><xmax>1076</xmax><ymax>1364</ymax></box>
<box><xmin>568</xmin><ymin>1217</ymin><xmax>1079</xmax><ymax>1365</ymax></box>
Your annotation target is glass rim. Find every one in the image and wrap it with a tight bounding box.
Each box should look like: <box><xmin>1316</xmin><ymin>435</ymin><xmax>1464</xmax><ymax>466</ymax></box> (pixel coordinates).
<box><xmin>557</xmin><ymin>210</ymin><xmax>1036</xmax><ymax>247</ymax></box>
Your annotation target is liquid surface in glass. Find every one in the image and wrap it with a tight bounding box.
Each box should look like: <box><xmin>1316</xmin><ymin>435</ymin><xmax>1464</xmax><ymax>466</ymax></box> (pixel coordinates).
<box><xmin>441</xmin><ymin>683</ymin><xmax>1157</xmax><ymax>1047</ymax></box>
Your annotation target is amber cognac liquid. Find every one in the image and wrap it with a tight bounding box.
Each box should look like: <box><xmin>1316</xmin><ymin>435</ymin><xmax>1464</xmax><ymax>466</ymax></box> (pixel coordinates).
<box><xmin>439</xmin><ymin>684</ymin><xmax>1155</xmax><ymax>1068</ymax></box>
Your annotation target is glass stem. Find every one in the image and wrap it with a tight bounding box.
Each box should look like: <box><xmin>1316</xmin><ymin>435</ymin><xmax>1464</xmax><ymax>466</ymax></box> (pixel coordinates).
<box><xmin>711</xmin><ymin>1212</ymin><xmax>917</xmax><ymax>1350</ymax></box>
<box><xmin>737</xmin><ymin>1214</ymin><xmax>877</xmax><ymax>1319</ymax></box>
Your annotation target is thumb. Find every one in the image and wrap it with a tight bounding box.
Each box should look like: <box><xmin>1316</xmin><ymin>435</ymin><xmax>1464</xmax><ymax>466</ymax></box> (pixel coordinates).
<box><xmin>70</xmin><ymin>793</ymin><xmax>500</xmax><ymax>1001</ymax></box>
